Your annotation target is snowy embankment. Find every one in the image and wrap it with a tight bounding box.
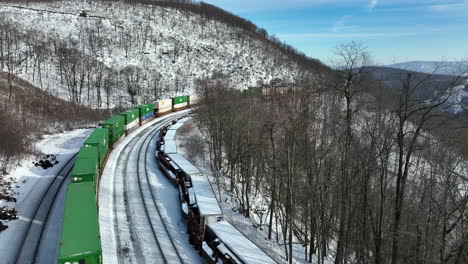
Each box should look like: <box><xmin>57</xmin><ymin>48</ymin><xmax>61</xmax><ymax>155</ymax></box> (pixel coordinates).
<box><xmin>0</xmin><ymin>128</ymin><xmax>93</xmax><ymax>261</ymax></box>
<box><xmin>175</xmin><ymin>120</ymin><xmax>326</xmax><ymax>264</ymax></box>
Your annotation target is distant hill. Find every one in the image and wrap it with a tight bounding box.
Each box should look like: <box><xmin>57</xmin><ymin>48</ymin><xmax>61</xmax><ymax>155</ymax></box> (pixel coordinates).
<box><xmin>369</xmin><ymin>66</ymin><xmax>468</xmax><ymax>114</ymax></box>
<box><xmin>387</xmin><ymin>61</ymin><xmax>468</xmax><ymax>75</ymax></box>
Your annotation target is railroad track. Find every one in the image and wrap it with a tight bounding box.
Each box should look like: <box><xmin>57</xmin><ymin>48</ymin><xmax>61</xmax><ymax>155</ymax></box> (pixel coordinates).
<box><xmin>110</xmin><ymin>114</ymin><xmax>186</xmax><ymax>264</ymax></box>
<box><xmin>137</xmin><ymin>118</ymin><xmax>186</xmax><ymax>263</ymax></box>
<box><xmin>12</xmin><ymin>154</ymin><xmax>77</xmax><ymax>264</ymax></box>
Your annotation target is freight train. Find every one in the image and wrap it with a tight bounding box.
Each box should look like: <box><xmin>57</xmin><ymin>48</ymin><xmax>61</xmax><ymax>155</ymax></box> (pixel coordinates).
<box><xmin>157</xmin><ymin>120</ymin><xmax>277</xmax><ymax>264</ymax></box>
<box><xmin>58</xmin><ymin>95</ymin><xmax>194</xmax><ymax>264</ymax></box>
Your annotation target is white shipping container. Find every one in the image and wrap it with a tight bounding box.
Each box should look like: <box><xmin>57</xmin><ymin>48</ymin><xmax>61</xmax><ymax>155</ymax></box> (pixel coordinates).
<box><xmin>157</xmin><ymin>106</ymin><xmax>172</xmax><ymax>114</ymax></box>
<box><xmin>173</xmin><ymin>102</ymin><xmax>188</xmax><ymax>109</ymax></box>
<box><xmin>124</xmin><ymin>119</ymin><xmax>139</xmax><ymax>131</ymax></box>
<box><xmin>156</xmin><ymin>99</ymin><xmax>172</xmax><ymax>109</ymax></box>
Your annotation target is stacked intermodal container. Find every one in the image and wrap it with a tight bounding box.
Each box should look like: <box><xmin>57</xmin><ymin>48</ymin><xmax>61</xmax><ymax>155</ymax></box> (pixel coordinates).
<box><xmin>74</xmin><ymin>146</ymin><xmax>100</xmax><ymax>193</ymax></box>
<box><xmin>138</xmin><ymin>103</ymin><xmax>154</xmax><ymax>124</ymax></box>
<box><xmin>102</xmin><ymin>115</ymin><xmax>125</xmax><ymax>146</ymax></box>
<box><xmin>58</xmin><ymin>182</ymin><xmax>102</xmax><ymax>264</ymax></box>
<box><xmin>154</xmin><ymin>99</ymin><xmax>172</xmax><ymax>116</ymax></box>
<box><xmin>70</xmin><ymin>158</ymin><xmax>98</xmax><ymax>184</ymax></box>
<box><xmin>83</xmin><ymin>128</ymin><xmax>109</xmax><ymax>170</ymax></box>
<box><xmin>119</xmin><ymin>108</ymin><xmax>140</xmax><ymax>133</ymax></box>
<box><xmin>172</xmin><ymin>96</ymin><xmax>188</xmax><ymax>110</ymax></box>
<box><xmin>76</xmin><ymin>146</ymin><xmax>99</xmax><ymax>162</ymax></box>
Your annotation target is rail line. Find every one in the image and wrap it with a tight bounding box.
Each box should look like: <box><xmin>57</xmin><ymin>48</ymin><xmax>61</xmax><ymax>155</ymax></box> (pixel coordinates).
<box><xmin>111</xmin><ymin>114</ymin><xmax>186</xmax><ymax>263</ymax></box>
<box><xmin>137</xmin><ymin>120</ymin><xmax>185</xmax><ymax>263</ymax></box>
<box><xmin>13</xmin><ymin>154</ymin><xmax>77</xmax><ymax>264</ymax></box>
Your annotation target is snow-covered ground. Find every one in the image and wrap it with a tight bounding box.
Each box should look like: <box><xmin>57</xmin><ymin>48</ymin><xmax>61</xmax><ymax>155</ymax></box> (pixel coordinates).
<box><xmin>0</xmin><ymin>128</ymin><xmax>93</xmax><ymax>263</ymax></box>
<box><xmin>440</xmin><ymin>80</ymin><xmax>468</xmax><ymax>114</ymax></box>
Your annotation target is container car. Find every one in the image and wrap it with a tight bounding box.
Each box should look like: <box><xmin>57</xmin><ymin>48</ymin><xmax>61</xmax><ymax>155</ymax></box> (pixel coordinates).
<box><xmin>172</xmin><ymin>96</ymin><xmax>189</xmax><ymax>110</ymax></box>
<box><xmin>76</xmin><ymin>146</ymin><xmax>99</xmax><ymax>162</ymax></box>
<box><xmin>70</xmin><ymin>158</ymin><xmax>98</xmax><ymax>186</ymax></box>
<box><xmin>119</xmin><ymin>108</ymin><xmax>140</xmax><ymax>134</ymax></box>
<box><xmin>83</xmin><ymin>128</ymin><xmax>109</xmax><ymax>170</ymax></box>
<box><xmin>102</xmin><ymin>115</ymin><xmax>125</xmax><ymax>146</ymax></box>
<box><xmin>59</xmin><ymin>95</ymin><xmax>207</xmax><ymax>264</ymax></box>
<box><xmin>58</xmin><ymin>182</ymin><xmax>102</xmax><ymax>264</ymax></box>
<box><xmin>138</xmin><ymin>103</ymin><xmax>155</xmax><ymax>125</ymax></box>
<box><xmin>154</xmin><ymin>99</ymin><xmax>173</xmax><ymax>116</ymax></box>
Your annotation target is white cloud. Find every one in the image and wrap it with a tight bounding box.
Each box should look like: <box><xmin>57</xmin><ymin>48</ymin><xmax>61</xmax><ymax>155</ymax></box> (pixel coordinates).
<box><xmin>369</xmin><ymin>0</ymin><xmax>379</xmax><ymax>9</ymax></box>
<box><xmin>332</xmin><ymin>15</ymin><xmax>351</xmax><ymax>32</ymax></box>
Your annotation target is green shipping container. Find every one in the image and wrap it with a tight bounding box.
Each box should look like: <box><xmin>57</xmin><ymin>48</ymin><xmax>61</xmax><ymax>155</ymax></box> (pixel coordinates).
<box><xmin>138</xmin><ymin>103</ymin><xmax>154</xmax><ymax>116</ymax></box>
<box><xmin>58</xmin><ymin>182</ymin><xmax>102</xmax><ymax>264</ymax></box>
<box><xmin>119</xmin><ymin>108</ymin><xmax>139</xmax><ymax>125</ymax></box>
<box><xmin>84</xmin><ymin>128</ymin><xmax>109</xmax><ymax>169</ymax></box>
<box><xmin>77</xmin><ymin>146</ymin><xmax>99</xmax><ymax>162</ymax></box>
<box><xmin>70</xmin><ymin>158</ymin><xmax>98</xmax><ymax>184</ymax></box>
<box><xmin>172</xmin><ymin>96</ymin><xmax>188</xmax><ymax>105</ymax></box>
<box><xmin>102</xmin><ymin>115</ymin><xmax>125</xmax><ymax>144</ymax></box>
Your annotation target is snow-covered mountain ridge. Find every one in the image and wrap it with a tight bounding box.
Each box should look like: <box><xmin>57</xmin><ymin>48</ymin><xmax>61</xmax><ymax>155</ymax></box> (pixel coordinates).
<box><xmin>0</xmin><ymin>0</ymin><xmax>326</xmax><ymax>108</ymax></box>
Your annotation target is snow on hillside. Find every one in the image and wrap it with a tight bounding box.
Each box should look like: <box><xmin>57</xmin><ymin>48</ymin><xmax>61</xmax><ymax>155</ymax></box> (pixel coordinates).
<box><xmin>0</xmin><ymin>0</ymin><xmax>314</xmax><ymax>108</ymax></box>
<box><xmin>439</xmin><ymin>80</ymin><xmax>468</xmax><ymax>114</ymax></box>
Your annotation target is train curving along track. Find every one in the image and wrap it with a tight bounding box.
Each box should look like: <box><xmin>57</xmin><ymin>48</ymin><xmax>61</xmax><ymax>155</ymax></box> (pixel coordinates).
<box><xmin>101</xmin><ymin>113</ymin><xmax>192</xmax><ymax>264</ymax></box>
<box><xmin>12</xmin><ymin>154</ymin><xmax>77</xmax><ymax>264</ymax></box>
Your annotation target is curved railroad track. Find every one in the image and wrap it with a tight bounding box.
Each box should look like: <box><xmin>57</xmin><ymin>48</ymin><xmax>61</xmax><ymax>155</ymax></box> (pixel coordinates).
<box><xmin>12</xmin><ymin>154</ymin><xmax>77</xmax><ymax>264</ymax></box>
<box><xmin>107</xmin><ymin>113</ymin><xmax>187</xmax><ymax>264</ymax></box>
<box><xmin>136</xmin><ymin>118</ymin><xmax>186</xmax><ymax>263</ymax></box>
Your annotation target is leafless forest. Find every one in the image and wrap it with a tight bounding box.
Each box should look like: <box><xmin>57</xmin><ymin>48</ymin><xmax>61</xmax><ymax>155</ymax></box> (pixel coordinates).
<box><xmin>0</xmin><ymin>0</ymin><xmax>330</xmax><ymax>108</ymax></box>
<box><xmin>195</xmin><ymin>43</ymin><xmax>468</xmax><ymax>264</ymax></box>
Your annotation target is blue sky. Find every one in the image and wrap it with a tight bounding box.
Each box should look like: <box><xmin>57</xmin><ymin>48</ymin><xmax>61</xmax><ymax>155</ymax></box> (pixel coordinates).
<box><xmin>203</xmin><ymin>0</ymin><xmax>468</xmax><ymax>65</ymax></box>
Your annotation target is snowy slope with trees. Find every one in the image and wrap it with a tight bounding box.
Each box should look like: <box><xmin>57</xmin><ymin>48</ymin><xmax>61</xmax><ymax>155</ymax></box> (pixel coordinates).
<box><xmin>0</xmin><ymin>0</ymin><xmax>328</xmax><ymax>109</ymax></box>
